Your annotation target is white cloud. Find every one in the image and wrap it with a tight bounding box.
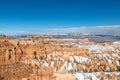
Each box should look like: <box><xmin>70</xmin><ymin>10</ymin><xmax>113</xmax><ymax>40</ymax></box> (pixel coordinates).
<box><xmin>1</xmin><ymin>25</ymin><xmax>120</xmax><ymax>36</ymax></box>
<box><xmin>34</xmin><ymin>25</ymin><xmax>120</xmax><ymax>36</ymax></box>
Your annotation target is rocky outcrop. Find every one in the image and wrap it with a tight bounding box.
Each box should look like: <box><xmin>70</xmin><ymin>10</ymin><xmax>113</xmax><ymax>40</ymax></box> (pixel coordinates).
<box><xmin>0</xmin><ymin>35</ymin><xmax>120</xmax><ymax>80</ymax></box>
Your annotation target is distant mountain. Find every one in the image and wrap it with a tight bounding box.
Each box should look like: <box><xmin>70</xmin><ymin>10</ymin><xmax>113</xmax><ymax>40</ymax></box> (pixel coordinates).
<box><xmin>3</xmin><ymin>32</ymin><xmax>120</xmax><ymax>43</ymax></box>
<box><xmin>1</xmin><ymin>25</ymin><xmax>120</xmax><ymax>42</ymax></box>
<box><xmin>33</xmin><ymin>25</ymin><xmax>120</xmax><ymax>36</ymax></box>
<box><xmin>51</xmin><ymin>33</ymin><xmax>120</xmax><ymax>43</ymax></box>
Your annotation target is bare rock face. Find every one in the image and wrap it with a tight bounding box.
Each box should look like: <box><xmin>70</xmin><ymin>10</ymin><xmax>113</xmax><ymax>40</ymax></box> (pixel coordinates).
<box><xmin>0</xmin><ymin>35</ymin><xmax>10</xmax><ymax>41</ymax></box>
<box><xmin>0</xmin><ymin>37</ymin><xmax>33</xmax><ymax>80</ymax></box>
<box><xmin>0</xmin><ymin>41</ymin><xmax>22</xmax><ymax>65</ymax></box>
<box><xmin>0</xmin><ymin>35</ymin><xmax>120</xmax><ymax>80</ymax></box>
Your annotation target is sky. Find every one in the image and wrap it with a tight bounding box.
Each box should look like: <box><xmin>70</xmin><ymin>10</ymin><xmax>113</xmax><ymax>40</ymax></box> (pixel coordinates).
<box><xmin>0</xmin><ymin>0</ymin><xmax>120</xmax><ymax>34</ymax></box>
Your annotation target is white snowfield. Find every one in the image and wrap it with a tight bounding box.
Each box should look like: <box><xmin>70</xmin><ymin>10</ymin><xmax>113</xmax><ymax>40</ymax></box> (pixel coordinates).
<box><xmin>73</xmin><ymin>72</ymin><xmax>120</xmax><ymax>80</ymax></box>
<box><xmin>78</xmin><ymin>44</ymin><xmax>115</xmax><ymax>52</ymax></box>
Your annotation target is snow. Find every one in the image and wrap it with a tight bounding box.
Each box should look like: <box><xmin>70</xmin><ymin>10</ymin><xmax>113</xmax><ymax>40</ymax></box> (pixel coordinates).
<box><xmin>107</xmin><ymin>59</ymin><xmax>112</xmax><ymax>64</ymax></box>
<box><xmin>78</xmin><ymin>44</ymin><xmax>115</xmax><ymax>52</ymax></box>
<box><xmin>73</xmin><ymin>73</ymin><xmax>84</xmax><ymax>80</ymax></box>
<box><xmin>112</xmin><ymin>53</ymin><xmax>118</xmax><ymax>57</ymax></box>
<box><xmin>113</xmin><ymin>41</ymin><xmax>120</xmax><ymax>45</ymax></box>
<box><xmin>116</xmin><ymin>61</ymin><xmax>120</xmax><ymax>66</ymax></box>
<box><xmin>74</xmin><ymin>72</ymin><xmax>100</xmax><ymax>80</ymax></box>
<box><xmin>61</xmin><ymin>61</ymin><xmax>68</xmax><ymax>70</ymax></box>
<box><xmin>54</xmin><ymin>57</ymin><xmax>59</xmax><ymax>61</ymax></box>
<box><xmin>89</xmin><ymin>73</ymin><xmax>99</xmax><ymax>80</ymax></box>
<box><xmin>74</xmin><ymin>56</ymin><xmax>88</xmax><ymax>63</ymax></box>
<box><xmin>50</xmin><ymin>61</ymin><xmax>54</xmax><ymax>67</ymax></box>
<box><xmin>60</xmin><ymin>58</ymin><xmax>64</xmax><ymax>61</ymax></box>
<box><xmin>67</xmin><ymin>63</ymin><xmax>74</xmax><ymax>71</ymax></box>
<box><xmin>69</xmin><ymin>56</ymin><xmax>74</xmax><ymax>62</ymax></box>
<box><xmin>43</xmin><ymin>61</ymin><xmax>49</xmax><ymax>66</ymax></box>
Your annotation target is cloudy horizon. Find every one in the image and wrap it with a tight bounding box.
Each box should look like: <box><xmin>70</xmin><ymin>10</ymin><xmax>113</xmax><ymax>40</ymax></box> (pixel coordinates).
<box><xmin>0</xmin><ymin>25</ymin><xmax>120</xmax><ymax>36</ymax></box>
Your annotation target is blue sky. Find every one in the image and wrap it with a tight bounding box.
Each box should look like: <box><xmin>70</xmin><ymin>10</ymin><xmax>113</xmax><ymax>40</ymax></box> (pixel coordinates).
<box><xmin>0</xmin><ymin>0</ymin><xmax>120</xmax><ymax>33</ymax></box>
